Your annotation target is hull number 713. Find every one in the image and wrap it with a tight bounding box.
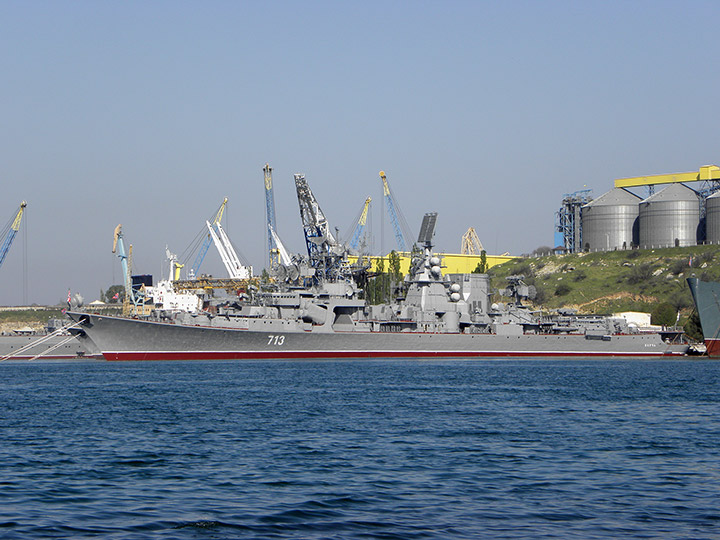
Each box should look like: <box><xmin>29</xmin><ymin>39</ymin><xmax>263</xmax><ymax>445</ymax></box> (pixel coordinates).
<box><xmin>267</xmin><ymin>335</ymin><xmax>285</xmax><ymax>345</ymax></box>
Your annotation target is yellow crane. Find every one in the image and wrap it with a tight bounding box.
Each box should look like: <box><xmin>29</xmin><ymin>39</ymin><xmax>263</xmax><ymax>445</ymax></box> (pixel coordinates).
<box><xmin>0</xmin><ymin>201</ymin><xmax>27</xmax><ymax>269</ymax></box>
<box><xmin>460</xmin><ymin>227</ymin><xmax>484</xmax><ymax>255</ymax></box>
<box><xmin>348</xmin><ymin>197</ymin><xmax>372</xmax><ymax>251</ymax></box>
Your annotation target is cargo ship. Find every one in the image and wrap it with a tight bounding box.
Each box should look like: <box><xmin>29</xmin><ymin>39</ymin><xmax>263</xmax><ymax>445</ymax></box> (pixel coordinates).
<box><xmin>687</xmin><ymin>276</ymin><xmax>720</xmax><ymax>356</ymax></box>
<box><xmin>67</xmin><ymin>241</ymin><xmax>688</xmax><ymax>361</ymax></box>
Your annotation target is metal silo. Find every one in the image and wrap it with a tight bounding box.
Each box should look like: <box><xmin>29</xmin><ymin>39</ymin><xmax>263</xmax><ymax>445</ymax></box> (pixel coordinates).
<box><xmin>581</xmin><ymin>188</ymin><xmax>640</xmax><ymax>251</ymax></box>
<box><xmin>639</xmin><ymin>183</ymin><xmax>699</xmax><ymax>249</ymax></box>
<box><xmin>705</xmin><ymin>190</ymin><xmax>720</xmax><ymax>244</ymax></box>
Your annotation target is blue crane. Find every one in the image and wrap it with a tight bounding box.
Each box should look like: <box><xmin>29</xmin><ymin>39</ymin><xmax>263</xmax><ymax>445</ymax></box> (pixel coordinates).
<box><xmin>264</xmin><ymin>163</ymin><xmax>279</xmax><ymax>267</ymax></box>
<box><xmin>379</xmin><ymin>171</ymin><xmax>413</xmax><ymax>252</ymax></box>
<box><xmin>112</xmin><ymin>224</ymin><xmax>133</xmax><ymax>306</ymax></box>
<box><xmin>0</xmin><ymin>202</ymin><xmax>27</xmax><ymax>270</ymax></box>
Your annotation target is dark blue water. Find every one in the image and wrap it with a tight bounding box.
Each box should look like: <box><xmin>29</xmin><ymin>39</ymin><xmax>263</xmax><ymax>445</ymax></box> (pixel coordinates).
<box><xmin>1</xmin><ymin>359</ymin><xmax>718</xmax><ymax>539</ymax></box>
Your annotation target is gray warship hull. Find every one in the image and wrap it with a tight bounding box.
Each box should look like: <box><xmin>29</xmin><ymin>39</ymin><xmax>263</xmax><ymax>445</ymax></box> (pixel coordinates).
<box><xmin>0</xmin><ymin>333</ymin><xmax>98</xmax><ymax>361</ymax></box>
<box><xmin>67</xmin><ymin>312</ymin><xmax>688</xmax><ymax>361</ymax></box>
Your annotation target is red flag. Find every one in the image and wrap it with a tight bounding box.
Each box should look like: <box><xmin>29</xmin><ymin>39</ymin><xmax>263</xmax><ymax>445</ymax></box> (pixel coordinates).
<box><xmin>67</xmin><ymin>289</ymin><xmax>71</xmax><ymax>303</ymax></box>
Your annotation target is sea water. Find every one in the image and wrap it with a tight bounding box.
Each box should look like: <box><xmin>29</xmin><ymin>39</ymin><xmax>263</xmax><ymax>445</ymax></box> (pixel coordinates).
<box><xmin>0</xmin><ymin>359</ymin><xmax>718</xmax><ymax>539</ymax></box>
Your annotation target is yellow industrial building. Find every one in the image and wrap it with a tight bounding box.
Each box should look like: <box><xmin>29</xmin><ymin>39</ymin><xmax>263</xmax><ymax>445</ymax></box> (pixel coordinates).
<box><xmin>351</xmin><ymin>252</ymin><xmax>517</xmax><ymax>275</ymax></box>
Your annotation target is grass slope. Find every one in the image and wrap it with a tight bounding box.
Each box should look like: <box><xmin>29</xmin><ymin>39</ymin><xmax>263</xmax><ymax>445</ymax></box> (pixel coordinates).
<box><xmin>488</xmin><ymin>245</ymin><xmax>719</xmax><ymax>318</ymax></box>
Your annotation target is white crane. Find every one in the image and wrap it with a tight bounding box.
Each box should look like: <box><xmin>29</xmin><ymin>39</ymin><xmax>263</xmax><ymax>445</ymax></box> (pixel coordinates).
<box><xmin>268</xmin><ymin>224</ymin><xmax>292</xmax><ymax>266</ymax></box>
<box><xmin>206</xmin><ymin>220</ymin><xmax>252</xmax><ymax>279</ymax></box>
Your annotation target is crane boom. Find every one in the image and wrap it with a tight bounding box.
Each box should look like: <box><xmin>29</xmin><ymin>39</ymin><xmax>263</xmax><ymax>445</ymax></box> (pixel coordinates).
<box><xmin>379</xmin><ymin>171</ymin><xmax>412</xmax><ymax>252</ymax></box>
<box><xmin>294</xmin><ymin>173</ymin><xmax>344</xmax><ymax>280</ymax></box>
<box><xmin>460</xmin><ymin>227</ymin><xmax>484</xmax><ymax>255</ymax></box>
<box><xmin>206</xmin><ymin>220</ymin><xmax>252</xmax><ymax>279</ymax></box>
<box><xmin>190</xmin><ymin>198</ymin><xmax>228</xmax><ymax>278</ymax></box>
<box><xmin>264</xmin><ymin>163</ymin><xmax>279</xmax><ymax>267</ymax></box>
<box><xmin>348</xmin><ymin>197</ymin><xmax>372</xmax><ymax>250</ymax></box>
<box><xmin>268</xmin><ymin>224</ymin><xmax>292</xmax><ymax>266</ymax></box>
<box><xmin>0</xmin><ymin>201</ymin><xmax>27</xmax><ymax>269</ymax></box>
<box><xmin>206</xmin><ymin>221</ymin><xmax>235</xmax><ymax>278</ymax></box>
<box><xmin>112</xmin><ymin>224</ymin><xmax>134</xmax><ymax>308</ymax></box>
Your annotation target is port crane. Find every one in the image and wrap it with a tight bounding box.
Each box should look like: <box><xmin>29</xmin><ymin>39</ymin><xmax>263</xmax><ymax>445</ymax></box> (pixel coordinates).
<box><xmin>264</xmin><ymin>163</ymin><xmax>281</xmax><ymax>268</ymax></box>
<box><xmin>460</xmin><ymin>227</ymin><xmax>484</xmax><ymax>255</ymax></box>
<box><xmin>379</xmin><ymin>171</ymin><xmax>413</xmax><ymax>252</ymax></box>
<box><xmin>347</xmin><ymin>197</ymin><xmax>372</xmax><ymax>252</ymax></box>
<box><xmin>294</xmin><ymin>173</ymin><xmax>345</xmax><ymax>280</ymax></box>
<box><xmin>112</xmin><ymin>224</ymin><xmax>144</xmax><ymax>315</ymax></box>
<box><xmin>206</xmin><ymin>220</ymin><xmax>252</xmax><ymax>279</ymax></box>
<box><xmin>0</xmin><ymin>201</ymin><xmax>27</xmax><ymax>270</ymax></box>
<box><xmin>188</xmin><ymin>199</ymin><xmax>228</xmax><ymax>279</ymax></box>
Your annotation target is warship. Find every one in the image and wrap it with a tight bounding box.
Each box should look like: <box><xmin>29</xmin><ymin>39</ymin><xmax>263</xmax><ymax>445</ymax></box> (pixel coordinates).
<box><xmin>67</xmin><ymin>227</ymin><xmax>688</xmax><ymax>360</ymax></box>
<box><xmin>0</xmin><ymin>318</ymin><xmax>98</xmax><ymax>361</ymax></box>
<box><xmin>67</xmin><ymin>175</ymin><xmax>688</xmax><ymax>360</ymax></box>
<box><xmin>687</xmin><ymin>276</ymin><xmax>720</xmax><ymax>356</ymax></box>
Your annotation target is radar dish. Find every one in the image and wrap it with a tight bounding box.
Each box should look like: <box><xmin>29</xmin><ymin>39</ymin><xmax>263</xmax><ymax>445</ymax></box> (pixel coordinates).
<box><xmin>273</xmin><ymin>265</ymin><xmax>287</xmax><ymax>281</ymax></box>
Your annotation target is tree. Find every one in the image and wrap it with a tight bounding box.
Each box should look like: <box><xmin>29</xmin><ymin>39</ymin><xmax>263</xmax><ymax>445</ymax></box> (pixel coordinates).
<box><xmin>104</xmin><ymin>284</ymin><xmax>125</xmax><ymax>304</ymax></box>
<box><xmin>683</xmin><ymin>310</ymin><xmax>703</xmax><ymax>342</ymax></box>
<box><xmin>388</xmin><ymin>250</ymin><xmax>401</xmax><ymax>280</ymax></box>
<box><xmin>365</xmin><ymin>256</ymin><xmax>400</xmax><ymax>305</ymax></box>
<box><xmin>651</xmin><ymin>302</ymin><xmax>676</xmax><ymax>327</ymax></box>
<box><xmin>533</xmin><ymin>284</ymin><xmax>548</xmax><ymax>305</ymax></box>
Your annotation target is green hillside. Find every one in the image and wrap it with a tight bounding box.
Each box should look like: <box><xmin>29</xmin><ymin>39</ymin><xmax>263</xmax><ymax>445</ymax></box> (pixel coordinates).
<box><xmin>487</xmin><ymin>245</ymin><xmax>719</xmax><ymax>322</ymax></box>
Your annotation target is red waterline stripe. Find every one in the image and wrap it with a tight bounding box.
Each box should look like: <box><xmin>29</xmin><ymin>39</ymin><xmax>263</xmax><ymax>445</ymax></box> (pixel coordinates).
<box><xmin>2</xmin><ymin>354</ymin><xmax>95</xmax><ymax>361</ymax></box>
<box><xmin>705</xmin><ymin>339</ymin><xmax>720</xmax><ymax>357</ymax></box>
<box><xmin>102</xmin><ymin>350</ymin><xmax>684</xmax><ymax>361</ymax></box>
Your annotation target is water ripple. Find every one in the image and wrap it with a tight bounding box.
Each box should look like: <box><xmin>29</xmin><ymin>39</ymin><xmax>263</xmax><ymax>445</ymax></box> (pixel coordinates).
<box><xmin>0</xmin><ymin>359</ymin><xmax>718</xmax><ymax>538</ymax></box>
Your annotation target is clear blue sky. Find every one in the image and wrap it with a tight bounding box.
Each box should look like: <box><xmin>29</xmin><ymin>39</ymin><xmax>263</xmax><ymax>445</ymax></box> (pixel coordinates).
<box><xmin>1</xmin><ymin>1</ymin><xmax>718</xmax><ymax>305</ymax></box>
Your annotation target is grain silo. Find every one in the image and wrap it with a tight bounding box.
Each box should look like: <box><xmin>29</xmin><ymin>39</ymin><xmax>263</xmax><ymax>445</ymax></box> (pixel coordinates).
<box><xmin>638</xmin><ymin>183</ymin><xmax>699</xmax><ymax>249</ymax></box>
<box><xmin>581</xmin><ymin>188</ymin><xmax>640</xmax><ymax>251</ymax></box>
<box><xmin>705</xmin><ymin>190</ymin><xmax>720</xmax><ymax>244</ymax></box>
